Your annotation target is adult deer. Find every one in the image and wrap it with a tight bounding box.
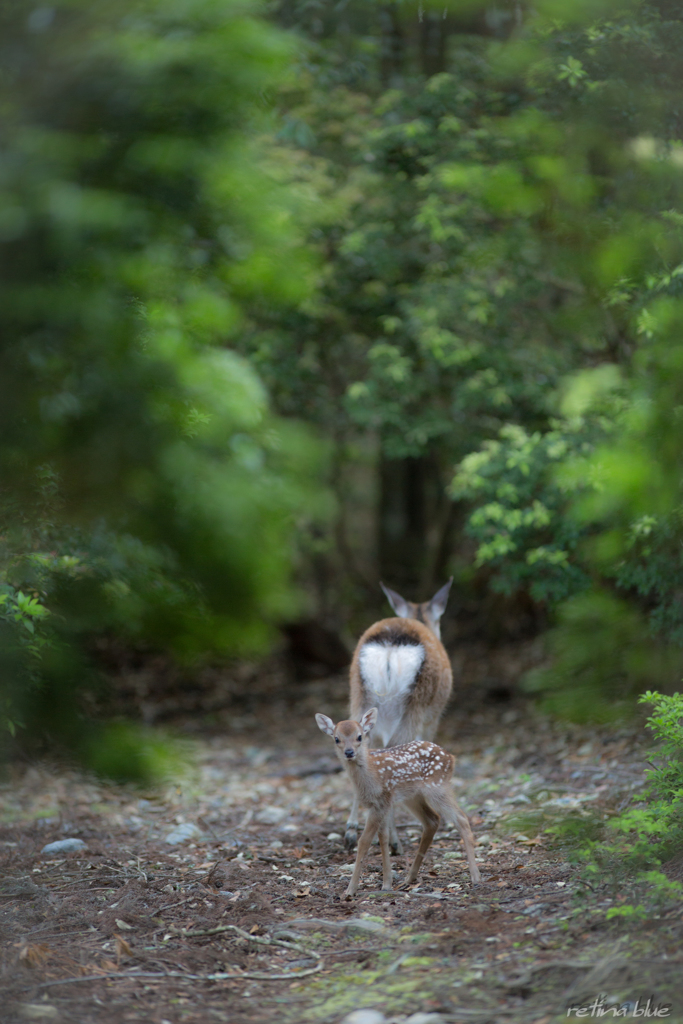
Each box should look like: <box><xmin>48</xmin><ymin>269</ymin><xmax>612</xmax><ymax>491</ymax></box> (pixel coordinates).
<box><xmin>344</xmin><ymin>579</ymin><xmax>453</xmax><ymax>854</ymax></box>
<box><xmin>316</xmin><ymin>708</ymin><xmax>479</xmax><ymax>896</ymax></box>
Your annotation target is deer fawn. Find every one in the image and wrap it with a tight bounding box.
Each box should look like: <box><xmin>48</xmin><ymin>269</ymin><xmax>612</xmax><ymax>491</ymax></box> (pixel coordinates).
<box><xmin>316</xmin><ymin>708</ymin><xmax>480</xmax><ymax>896</ymax></box>
<box><xmin>345</xmin><ymin>579</ymin><xmax>454</xmax><ymax>854</ymax></box>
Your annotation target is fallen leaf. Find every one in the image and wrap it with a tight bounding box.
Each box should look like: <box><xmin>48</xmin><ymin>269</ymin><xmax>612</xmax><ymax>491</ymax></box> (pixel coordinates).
<box><xmin>19</xmin><ymin>944</ymin><xmax>50</xmax><ymax>968</ymax></box>
<box><xmin>115</xmin><ymin>919</ymin><xmax>133</xmax><ymax>930</ymax></box>
<box><xmin>115</xmin><ymin>935</ymin><xmax>133</xmax><ymax>959</ymax></box>
<box><xmin>249</xmin><ymin>925</ymin><xmax>259</xmax><ymax>934</ymax></box>
<box><xmin>293</xmin><ymin>887</ymin><xmax>311</xmax><ymax>898</ymax></box>
<box><xmin>100</xmin><ymin>959</ymin><xmax>119</xmax><ymax>972</ymax></box>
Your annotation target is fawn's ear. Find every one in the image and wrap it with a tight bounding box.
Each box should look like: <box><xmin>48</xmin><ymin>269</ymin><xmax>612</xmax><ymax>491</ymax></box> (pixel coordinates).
<box><xmin>426</xmin><ymin>577</ymin><xmax>453</xmax><ymax>621</ymax></box>
<box><xmin>315</xmin><ymin>713</ymin><xmax>335</xmax><ymax>737</ymax></box>
<box><xmin>380</xmin><ymin>582</ymin><xmax>412</xmax><ymax>619</ymax></box>
<box><xmin>360</xmin><ymin>707</ymin><xmax>378</xmax><ymax>735</ymax></box>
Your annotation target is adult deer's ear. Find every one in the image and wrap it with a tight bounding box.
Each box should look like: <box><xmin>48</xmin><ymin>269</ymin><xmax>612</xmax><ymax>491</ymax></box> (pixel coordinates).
<box><xmin>315</xmin><ymin>713</ymin><xmax>335</xmax><ymax>736</ymax></box>
<box><xmin>360</xmin><ymin>707</ymin><xmax>378</xmax><ymax>735</ymax></box>
<box><xmin>380</xmin><ymin>582</ymin><xmax>412</xmax><ymax>619</ymax></box>
<box><xmin>426</xmin><ymin>577</ymin><xmax>453</xmax><ymax>622</ymax></box>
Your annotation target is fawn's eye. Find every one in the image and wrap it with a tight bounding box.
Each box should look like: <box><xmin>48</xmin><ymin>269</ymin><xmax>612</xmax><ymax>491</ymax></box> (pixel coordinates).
<box><xmin>357</xmin><ymin>734</ymin><xmax>362</xmax><ymax>741</ymax></box>
<box><xmin>335</xmin><ymin>737</ymin><xmax>340</xmax><ymax>743</ymax></box>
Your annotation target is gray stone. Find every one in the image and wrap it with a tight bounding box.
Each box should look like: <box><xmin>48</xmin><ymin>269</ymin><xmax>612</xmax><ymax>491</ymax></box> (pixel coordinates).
<box><xmin>340</xmin><ymin>1011</ymin><xmax>386</xmax><ymax>1024</ymax></box>
<box><xmin>19</xmin><ymin>1004</ymin><xmax>59</xmax><ymax>1020</ymax></box>
<box><xmin>164</xmin><ymin>823</ymin><xmax>201</xmax><ymax>845</ymax></box>
<box><xmin>405</xmin><ymin>1015</ymin><xmax>445</xmax><ymax>1024</ymax></box>
<box><xmin>254</xmin><ymin>805</ymin><xmax>288</xmax><ymax>824</ymax></box>
<box><xmin>40</xmin><ymin>838</ymin><xmax>87</xmax><ymax>855</ymax></box>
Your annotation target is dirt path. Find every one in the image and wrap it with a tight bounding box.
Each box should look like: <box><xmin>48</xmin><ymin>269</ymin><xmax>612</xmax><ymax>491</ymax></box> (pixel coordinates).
<box><xmin>1</xmin><ymin>684</ymin><xmax>681</xmax><ymax>1024</ymax></box>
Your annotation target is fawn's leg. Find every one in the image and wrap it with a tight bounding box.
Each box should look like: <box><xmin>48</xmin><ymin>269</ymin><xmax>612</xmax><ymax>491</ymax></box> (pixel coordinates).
<box><xmin>441</xmin><ymin>792</ymin><xmax>480</xmax><ymax>884</ymax></box>
<box><xmin>345</xmin><ymin>811</ymin><xmax>381</xmax><ymax>897</ymax></box>
<box><xmin>403</xmin><ymin>797</ymin><xmax>440</xmax><ymax>884</ymax></box>
<box><xmin>345</xmin><ymin>792</ymin><xmax>360</xmax><ymax>851</ymax></box>
<box><xmin>347</xmin><ymin>786</ymin><xmax>400</xmax><ymax>855</ymax></box>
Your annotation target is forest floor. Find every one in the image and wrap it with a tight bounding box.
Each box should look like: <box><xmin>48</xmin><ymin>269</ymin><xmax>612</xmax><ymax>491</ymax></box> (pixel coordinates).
<box><xmin>1</xmin><ymin>673</ymin><xmax>682</xmax><ymax>1024</ymax></box>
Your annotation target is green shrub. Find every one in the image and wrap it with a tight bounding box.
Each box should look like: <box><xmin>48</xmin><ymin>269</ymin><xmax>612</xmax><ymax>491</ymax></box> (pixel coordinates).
<box><xmin>543</xmin><ymin>691</ymin><xmax>683</xmax><ymax>918</ymax></box>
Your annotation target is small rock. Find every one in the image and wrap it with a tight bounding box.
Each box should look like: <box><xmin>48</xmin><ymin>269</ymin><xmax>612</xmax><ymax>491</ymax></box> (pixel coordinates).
<box><xmin>340</xmin><ymin>1011</ymin><xmax>386</xmax><ymax>1024</ymax></box>
<box><xmin>164</xmin><ymin>823</ymin><xmax>201</xmax><ymax>845</ymax></box>
<box><xmin>269</xmin><ymin>839</ymin><xmax>284</xmax><ymax>849</ymax></box>
<box><xmin>40</xmin><ymin>838</ymin><xmax>87</xmax><ymax>856</ymax></box>
<box><xmin>19</xmin><ymin>1006</ymin><xmax>59</xmax><ymax>1020</ymax></box>
<box><xmin>326</xmin><ymin>832</ymin><xmax>342</xmax><ymax>841</ymax></box>
<box><xmin>346</xmin><ymin>919</ymin><xmax>385</xmax><ymax>935</ymax></box>
<box><xmin>255</xmin><ymin>806</ymin><xmax>288</xmax><ymax>825</ymax></box>
<box><xmin>405</xmin><ymin>1015</ymin><xmax>445</xmax><ymax>1024</ymax></box>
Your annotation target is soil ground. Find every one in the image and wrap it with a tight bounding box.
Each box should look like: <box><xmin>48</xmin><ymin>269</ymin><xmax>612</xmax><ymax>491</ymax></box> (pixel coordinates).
<box><xmin>1</xmin><ymin>673</ymin><xmax>682</xmax><ymax>1024</ymax></box>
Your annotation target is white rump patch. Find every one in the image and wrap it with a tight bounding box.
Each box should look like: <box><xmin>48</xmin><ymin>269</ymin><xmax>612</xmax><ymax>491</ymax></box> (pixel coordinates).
<box><xmin>358</xmin><ymin>641</ymin><xmax>425</xmax><ymax>747</ymax></box>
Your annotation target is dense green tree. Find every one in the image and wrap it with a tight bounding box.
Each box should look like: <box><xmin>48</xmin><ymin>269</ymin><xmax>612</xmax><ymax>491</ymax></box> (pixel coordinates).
<box><xmin>245</xmin><ymin>0</ymin><xmax>683</xmax><ymax>714</ymax></box>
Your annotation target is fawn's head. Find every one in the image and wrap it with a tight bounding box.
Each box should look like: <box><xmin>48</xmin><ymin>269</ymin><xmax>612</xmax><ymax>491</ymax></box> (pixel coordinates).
<box><xmin>315</xmin><ymin>708</ymin><xmax>377</xmax><ymax>761</ymax></box>
<box><xmin>380</xmin><ymin>578</ymin><xmax>453</xmax><ymax>640</ymax></box>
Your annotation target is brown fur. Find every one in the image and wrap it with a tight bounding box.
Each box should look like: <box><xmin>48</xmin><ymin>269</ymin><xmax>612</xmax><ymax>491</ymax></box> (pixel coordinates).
<box><xmin>349</xmin><ymin>617</ymin><xmax>452</xmax><ymax>743</ymax></box>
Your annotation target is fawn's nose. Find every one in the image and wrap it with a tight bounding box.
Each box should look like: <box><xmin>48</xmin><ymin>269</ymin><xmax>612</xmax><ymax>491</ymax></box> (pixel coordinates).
<box><xmin>344</xmin><ymin>748</ymin><xmax>355</xmax><ymax>759</ymax></box>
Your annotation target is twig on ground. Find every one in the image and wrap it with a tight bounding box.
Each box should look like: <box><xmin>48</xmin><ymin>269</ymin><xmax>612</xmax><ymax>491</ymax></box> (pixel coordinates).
<box><xmin>170</xmin><ymin>921</ymin><xmax>325</xmax><ymax>977</ymax></box>
<box><xmin>32</xmin><ymin>926</ymin><xmax>326</xmax><ymax>990</ymax></box>
<box><xmin>34</xmin><ymin>961</ymin><xmax>324</xmax><ymax>989</ymax></box>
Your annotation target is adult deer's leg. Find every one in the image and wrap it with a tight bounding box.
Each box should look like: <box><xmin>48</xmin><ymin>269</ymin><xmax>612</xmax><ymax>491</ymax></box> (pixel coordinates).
<box><xmin>378</xmin><ymin>825</ymin><xmax>393</xmax><ymax>890</ymax></box>
<box><xmin>386</xmin><ymin>808</ymin><xmax>403</xmax><ymax>856</ymax></box>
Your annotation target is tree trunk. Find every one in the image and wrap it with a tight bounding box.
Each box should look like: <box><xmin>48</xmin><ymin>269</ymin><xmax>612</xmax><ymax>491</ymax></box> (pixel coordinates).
<box><xmin>379</xmin><ymin>3</ymin><xmax>405</xmax><ymax>85</ymax></box>
<box><xmin>378</xmin><ymin>454</ymin><xmax>454</xmax><ymax>597</ymax></box>
<box><xmin>419</xmin><ymin>10</ymin><xmax>447</xmax><ymax>77</ymax></box>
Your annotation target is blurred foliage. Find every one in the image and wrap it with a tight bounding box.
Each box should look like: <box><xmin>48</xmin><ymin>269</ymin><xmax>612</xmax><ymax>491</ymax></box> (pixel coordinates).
<box><xmin>525</xmin><ymin>591</ymin><xmax>683</xmax><ymax>723</ymax></box>
<box><xmin>0</xmin><ymin>0</ymin><xmax>328</xmax><ymax>771</ymax></box>
<box><xmin>563</xmin><ymin>690</ymin><xmax>683</xmax><ymax>918</ymax></box>
<box><xmin>4</xmin><ymin>0</ymin><xmax>683</xmax><ymax>764</ymax></box>
<box><xmin>500</xmin><ymin>690</ymin><xmax>683</xmax><ymax>918</ymax></box>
